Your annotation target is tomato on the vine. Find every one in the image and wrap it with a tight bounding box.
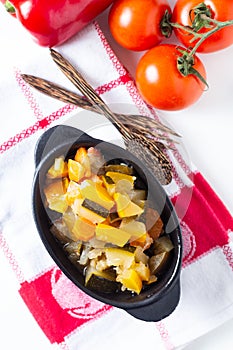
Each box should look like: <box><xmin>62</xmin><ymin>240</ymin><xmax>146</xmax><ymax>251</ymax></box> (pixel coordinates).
<box><xmin>108</xmin><ymin>0</ymin><xmax>171</xmax><ymax>51</ymax></box>
<box><xmin>136</xmin><ymin>44</ymin><xmax>206</xmax><ymax>111</ymax></box>
<box><xmin>172</xmin><ymin>0</ymin><xmax>233</xmax><ymax>53</ymax></box>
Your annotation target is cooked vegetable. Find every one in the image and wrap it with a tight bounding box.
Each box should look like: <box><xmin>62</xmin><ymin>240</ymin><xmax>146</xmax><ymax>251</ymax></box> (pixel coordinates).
<box><xmin>114</xmin><ymin>192</ymin><xmax>144</xmax><ymax>218</ymax></box>
<box><xmin>120</xmin><ymin>219</ymin><xmax>147</xmax><ymax>243</ymax></box>
<box><xmin>105</xmin><ymin>247</ymin><xmax>135</xmax><ymax>268</ymax></box>
<box><xmin>106</xmin><ymin>171</ymin><xmax>135</xmax><ymax>186</ymax></box>
<box><xmin>72</xmin><ymin>199</ymin><xmax>107</xmax><ymax>224</ymax></box>
<box><xmin>47</xmin><ymin>156</ymin><xmax>68</xmax><ymax>179</ymax></box>
<box><xmin>100</xmin><ymin>175</ymin><xmax>116</xmax><ymax>196</ymax></box>
<box><xmin>44</xmin><ymin>180</ymin><xmax>68</xmax><ymax>214</ymax></box>
<box><xmin>68</xmin><ymin>159</ymin><xmax>86</xmax><ymax>182</ymax></box>
<box><xmin>116</xmin><ymin>269</ymin><xmax>142</xmax><ymax>295</ymax></box>
<box><xmin>43</xmin><ymin>146</ymin><xmax>174</xmax><ymax>295</ymax></box>
<box><xmin>134</xmin><ymin>262</ymin><xmax>151</xmax><ymax>282</ymax></box>
<box><xmin>145</xmin><ymin>208</ymin><xmax>164</xmax><ymax>240</ymax></box>
<box><xmin>96</xmin><ymin>224</ymin><xmax>131</xmax><ymax>247</ymax></box>
<box><xmin>154</xmin><ymin>236</ymin><xmax>174</xmax><ymax>254</ymax></box>
<box><xmin>149</xmin><ymin>252</ymin><xmax>170</xmax><ymax>275</ymax></box>
<box><xmin>149</xmin><ymin>236</ymin><xmax>174</xmax><ymax>275</ymax></box>
<box><xmin>85</xmin><ymin>267</ymin><xmax>119</xmax><ymax>293</ymax></box>
<box><xmin>62</xmin><ymin>208</ymin><xmax>76</xmax><ymax>232</ymax></box>
<box><xmin>80</xmin><ymin>179</ymin><xmax>115</xmax><ymax>210</ymax></box>
<box><xmin>82</xmin><ymin>199</ymin><xmax>109</xmax><ymax>219</ymax></box>
<box><xmin>65</xmin><ymin>181</ymin><xmax>82</xmax><ymax>206</ymax></box>
<box><xmin>64</xmin><ymin>241</ymin><xmax>83</xmax><ymax>257</ymax></box>
<box><xmin>74</xmin><ymin>147</ymin><xmax>91</xmax><ymax>178</ymax></box>
<box><xmin>71</xmin><ymin>217</ymin><xmax>95</xmax><ymax>242</ymax></box>
<box><xmin>87</xmin><ymin>147</ymin><xmax>105</xmax><ymax>174</ymax></box>
<box><xmin>129</xmin><ymin>189</ymin><xmax>147</xmax><ymax>202</ymax></box>
<box><xmin>115</xmin><ymin>179</ymin><xmax>134</xmax><ymax>195</ymax></box>
<box><xmin>101</xmin><ymin>164</ymin><xmax>133</xmax><ymax>175</ymax></box>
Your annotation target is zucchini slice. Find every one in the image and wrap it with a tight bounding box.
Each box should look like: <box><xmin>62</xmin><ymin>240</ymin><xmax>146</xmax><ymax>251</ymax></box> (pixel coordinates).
<box><xmin>85</xmin><ymin>267</ymin><xmax>120</xmax><ymax>293</ymax></box>
<box><xmin>101</xmin><ymin>164</ymin><xmax>134</xmax><ymax>175</ymax></box>
<box><xmin>82</xmin><ymin>199</ymin><xmax>109</xmax><ymax>218</ymax></box>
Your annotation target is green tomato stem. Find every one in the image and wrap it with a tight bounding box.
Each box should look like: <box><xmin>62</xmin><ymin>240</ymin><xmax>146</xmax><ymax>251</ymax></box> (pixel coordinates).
<box><xmin>165</xmin><ymin>3</ymin><xmax>233</xmax><ymax>85</ymax></box>
<box><xmin>170</xmin><ymin>22</ymin><xmax>203</xmax><ymax>39</ymax></box>
<box><xmin>4</xmin><ymin>0</ymin><xmax>15</xmax><ymax>14</ymax></box>
<box><xmin>187</xmin><ymin>16</ymin><xmax>233</xmax><ymax>57</ymax></box>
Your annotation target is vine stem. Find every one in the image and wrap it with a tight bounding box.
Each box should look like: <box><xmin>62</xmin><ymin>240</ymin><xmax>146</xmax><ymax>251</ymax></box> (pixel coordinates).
<box><xmin>187</xmin><ymin>16</ymin><xmax>233</xmax><ymax>57</ymax></box>
<box><xmin>162</xmin><ymin>4</ymin><xmax>233</xmax><ymax>84</ymax></box>
<box><xmin>170</xmin><ymin>22</ymin><xmax>203</xmax><ymax>40</ymax></box>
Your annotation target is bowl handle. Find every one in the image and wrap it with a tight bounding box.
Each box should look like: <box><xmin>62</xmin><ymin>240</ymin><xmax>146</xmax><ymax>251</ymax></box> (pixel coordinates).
<box><xmin>34</xmin><ymin>125</ymin><xmax>95</xmax><ymax>168</ymax></box>
<box><xmin>125</xmin><ymin>279</ymin><xmax>181</xmax><ymax>322</ymax></box>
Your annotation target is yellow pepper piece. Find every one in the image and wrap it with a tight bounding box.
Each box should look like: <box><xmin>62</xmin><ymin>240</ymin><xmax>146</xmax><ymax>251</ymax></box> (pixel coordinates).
<box><xmin>134</xmin><ymin>262</ymin><xmax>150</xmax><ymax>282</ymax></box>
<box><xmin>80</xmin><ymin>180</ymin><xmax>114</xmax><ymax>210</ymax></box>
<box><xmin>74</xmin><ymin>147</ymin><xmax>87</xmax><ymax>162</ymax></box>
<box><xmin>72</xmin><ymin>217</ymin><xmax>95</xmax><ymax>241</ymax></box>
<box><xmin>106</xmin><ymin>171</ymin><xmax>135</xmax><ymax>185</ymax></box>
<box><xmin>47</xmin><ymin>157</ymin><xmax>68</xmax><ymax>179</ymax></box>
<box><xmin>72</xmin><ymin>199</ymin><xmax>106</xmax><ymax>224</ymax></box>
<box><xmin>117</xmin><ymin>269</ymin><xmax>142</xmax><ymax>294</ymax></box>
<box><xmin>66</xmin><ymin>180</ymin><xmax>82</xmax><ymax>206</ymax></box>
<box><xmin>44</xmin><ymin>180</ymin><xmax>68</xmax><ymax>214</ymax></box>
<box><xmin>120</xmin><ymin>219</ymin><xmax>146</xmax><ymax>242</ymax></box>
<box><xmin>100</xmin><ymin>175</ymin><xmax>116</xmax><ymax>197</ymax></box>
<box><xmin>96</xmin><ymin>224</ymin><xmax>131</xmax><ymax>247</ymax></box>
<box><xmin>105</xmin><ymin>248</ymin><xmax>135</xmax><ymax>269</ymax></box>
<box><xmin>68</xmin><ymin>159</ymin><xmax>86</xmax><ymax>182</ymax></box>
<box><xmin>113</xmin><ymin>192</ymin><xmax>144</xmax><ymax>218</ymax></box>
<box><xmin>74</xmin><ymin>147</ymin><xmax>91</xmax><ymax>177</ymax></box>
<box><xmin>62</xmin><ymin>177</ymin><xmax>69</xmax><ymax>192</ymax></box>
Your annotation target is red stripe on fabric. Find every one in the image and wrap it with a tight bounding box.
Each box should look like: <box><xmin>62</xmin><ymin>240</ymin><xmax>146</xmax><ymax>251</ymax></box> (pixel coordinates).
<box><xmin>94</xmin><ymin>21</ymin><xmax>127</xmax><ymax>77</ymax></box>
<box><xmin>0</xmin><ymin>104</ymin><xmax>77</xmax><ymax>154</ymax></box>
<box><xmin>171</xmin><ymin>172</ymin><xmax>230</xmax><ymax>263</ymax></box>
<box><xmin>222</xmin><ymin>244</ymin><xmax>233</xmax><ymax>271</ymax></box>
<box><xmin>156</xmin><ymin>321</ymin><xmax>174</xmax><ymax>350</ymax></box>
<box><xmin>0</xmin><ymin>73</ymin><xmax>133</xmax><ymax>155</ymax></box>
<box><xmin>96</xmin><ymin>73</ymin><xmax>131</xmax><ymax>95</ymax></box>
<box><xmin>0</xmin><ymin>233</ymin><xmax>25</xmax><ymax>283</ymax></box>
<box><xmin>191</xmin><ymin>172</ymin><xmax>233</xmax><ymax>232</ymax></box>
<box><xmin>58</xmin><ymin>342</ymin><xmax>70</xmax><ymax>350</ymax></box>
<box><xmin>14</xmin><ymin>68</ymin><xmax>44</xmax><ymax>120</ymax></box>
<box><xmin>19</xmin><ymin>268</ymin><xmax>111</xmax><ymax>344</ymax></box>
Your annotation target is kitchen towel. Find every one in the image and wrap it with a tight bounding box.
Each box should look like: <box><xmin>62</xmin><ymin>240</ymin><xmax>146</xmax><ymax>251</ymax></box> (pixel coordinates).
<box><xmin>0</xmin><ymin>8</ymin><xmax>233</xmax><ymax>350</ymax></box>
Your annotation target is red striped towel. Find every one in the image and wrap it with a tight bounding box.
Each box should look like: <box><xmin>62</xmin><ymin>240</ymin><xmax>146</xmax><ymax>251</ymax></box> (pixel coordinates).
<box><xmin>0</xmin><ymin>15</ymin><xmax>233</xmax><ymax>350</ymax></box>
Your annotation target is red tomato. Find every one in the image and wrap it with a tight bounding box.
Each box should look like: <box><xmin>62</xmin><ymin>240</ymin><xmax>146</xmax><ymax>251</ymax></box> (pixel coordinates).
<box><xmin>172</xmin><ymin>0</ymin><xmax>233</xmax><ymax>53</ymax></box>
<box><xmin>108</xmin><ymin>0</ymin><xmax>171</xmax><ymax>51</ymax></box>
<box><xmin>136</xmin><ymin>44</ymin><xmax>206</xmax><ymax>111</ymax></box>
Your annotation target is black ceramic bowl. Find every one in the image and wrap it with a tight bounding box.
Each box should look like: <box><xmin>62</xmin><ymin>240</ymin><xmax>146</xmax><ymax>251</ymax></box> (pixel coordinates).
<box><xmin>32</xmin><ymin>125</ymin><xmax>182</xmax><ymax>321</ymax></box>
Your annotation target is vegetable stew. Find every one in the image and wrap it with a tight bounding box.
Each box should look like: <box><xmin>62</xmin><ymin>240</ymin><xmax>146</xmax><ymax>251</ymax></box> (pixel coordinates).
<box><xmin>43</xmin><ymin>146</ymin><xmax>174</xmax><ymax>295</ymax></box>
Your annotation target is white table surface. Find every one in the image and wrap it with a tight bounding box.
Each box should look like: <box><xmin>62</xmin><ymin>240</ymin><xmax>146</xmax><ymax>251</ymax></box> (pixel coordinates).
<box><xmin>1</xmin><ymin>1</ymin><xmax>233</xmax><ymax>349</ymax></box>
